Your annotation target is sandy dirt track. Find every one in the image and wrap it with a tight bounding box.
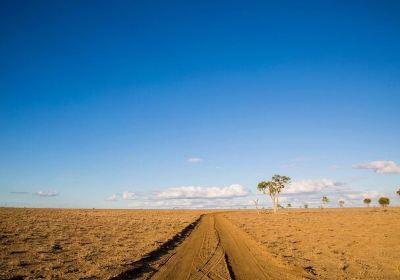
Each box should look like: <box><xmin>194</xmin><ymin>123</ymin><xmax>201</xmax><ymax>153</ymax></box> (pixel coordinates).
<box><xmin>151</xmin><ymin>213</ymin><xmax>310</xmax><ymax>280</ymax></box>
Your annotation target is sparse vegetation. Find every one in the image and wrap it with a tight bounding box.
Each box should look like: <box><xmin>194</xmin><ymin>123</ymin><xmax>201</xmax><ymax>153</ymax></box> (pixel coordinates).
<box><xmin>0</xmin><ymin>208</ymin><xmax>201</xmax><ymax>279</ymax></box>
<box><xmin>257</xmin><ymin>175</ymin><xmax>291</xmax><ymax>213</ymax></box>
<box><xmin>253</xmin><ymin>199</ymin><xmax>261</xmax><ymax>214</ymax></box>
<box><xmin>363</xmin><ymin>198</ymin><xmax>371</xmax><ymax>207</ymax></box>
<box><xmin>224</xmin><ymin>208</ymin><xmax>400</xmax><ymax>280</ymax></box>
<box><xmin>322</xmin><ymin>196</ymin><xmax>329</xmax><ymax>208</ymax></box>
<box><xmin>378</xmin><ymin>197</ymin><xmax>390</xmax><ymax>208</ymax></box>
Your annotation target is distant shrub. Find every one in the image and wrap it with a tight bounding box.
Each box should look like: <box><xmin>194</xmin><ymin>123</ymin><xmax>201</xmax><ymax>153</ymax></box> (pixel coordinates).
<box><xmin>321</xmin><ymin>196</ymin><xmax>329</xmax><ymax>208</ymax></box>
<box><xmin>253</xmin><ymin>199</ymin><xmax>261</xmax><ymax>214</ymax></box>
<box><xmin>378</xmin><ymin>197</ymin><xmax>390</xmax><ymax>208</ymax></box>
<box><xmin>363</xmin><ymin>198</ymin><xmax>371</xmax><ymax>207</ymax></box>
<box><xmin>287</xmin><ymin>203</ymin><xmax>292</xmax><ymax>208</ymax></box>
<box><xmin>339</xmin><ymin>200</ymin><xmax>345</xmax><ymax>208</ymax></box>
<box><xmin>304</xmin><ymin>203</ymin><xmax>308</xmax><ymax>209</ymax></box>
<box><xmin>397</xmin><ymin>188</ymin><xmax>400</xmax><ymax>197</ymax></box>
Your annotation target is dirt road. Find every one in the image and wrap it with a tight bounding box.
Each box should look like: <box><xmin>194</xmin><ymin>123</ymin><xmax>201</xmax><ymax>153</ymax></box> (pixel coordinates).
<box><xmin>151</xmin><ymin>213</ymin><xmax>310</xmax><ymax>280</ymax></box>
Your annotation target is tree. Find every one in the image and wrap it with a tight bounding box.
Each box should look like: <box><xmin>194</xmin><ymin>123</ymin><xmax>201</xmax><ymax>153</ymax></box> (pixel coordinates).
<box><xmin>378</xmin><ymin>197</ymin><xmax>390</xmax><ymax>208</ymax></box>
<box><xmin>321</xmin><ymin>196</ymin><xmax>329</xmax><ymax>208</ymax></box>
<box><xmin>363</xmin><ymin>198</ymin><xmax>371</xmax><ymax>207</ymax></box>
<box><xmin>257</xmin><ymin>175</ymin><xmax>291</xmax><ymax>213</ymax></box>
<box><xmin>287</xmin><ymin>203</ymin><xmax>292</xmax><ymax>208</ymax></box>
<box><xmin>253</xmin><ymin>199</ymin><xmax>261</xmax><ymax>214</ymax></box>
<box><xmin>339</xmin><ymin>200</ymin><xmax>345</xmax><ymax>208</ymax></box>
<box><xmin>397</xmin><ymin>188</ymin><xmax>400</xmax><ymax>198</ymax></box>
<box><xmin>304</xmin><ymin>203</ymin><xmax>309</xmax><ymax>209</ymax></box>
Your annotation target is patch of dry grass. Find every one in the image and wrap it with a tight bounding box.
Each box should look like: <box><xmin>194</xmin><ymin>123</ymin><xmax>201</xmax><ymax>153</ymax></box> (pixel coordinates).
<box><xmin>0</xmin><ymin>208</ymin><xmax>202</xmax><ymax>279</ymax></box>
<box><xmin>224</xmin><ymin>207</ymin><xmax>400</xmax><ymax>280</ymax></box>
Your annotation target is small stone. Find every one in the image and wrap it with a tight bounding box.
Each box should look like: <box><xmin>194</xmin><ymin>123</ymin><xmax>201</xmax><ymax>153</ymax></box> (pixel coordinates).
<box><xmin>52</xmin><ymin>243</ymin><xmax>63</xmax><ymax>251</ymax></box>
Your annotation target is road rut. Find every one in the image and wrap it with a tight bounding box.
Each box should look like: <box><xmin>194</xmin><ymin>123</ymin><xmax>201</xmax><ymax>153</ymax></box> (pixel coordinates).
<box><xmin>151</xmin><ymin>213</ymin><xmax>311</xmax><ymax>280</ymax></box>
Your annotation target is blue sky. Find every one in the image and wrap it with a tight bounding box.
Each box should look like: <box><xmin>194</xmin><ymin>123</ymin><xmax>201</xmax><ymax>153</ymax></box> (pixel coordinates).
<box><xmin>1</xmin><ymin>0</ymin><xmax>399</xmax><ymax>208</ymax></box>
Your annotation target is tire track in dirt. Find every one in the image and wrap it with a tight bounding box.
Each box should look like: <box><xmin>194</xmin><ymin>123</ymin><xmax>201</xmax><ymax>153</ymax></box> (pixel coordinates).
<box><xmin>151</xmin><ymin>214</ymin><xmax>230</xmax><ymax>280</ymax></box>
<box><xmin>151</xmin><ymin>213</ymin><xmax>314</xmax><ymax>280</ymax></box>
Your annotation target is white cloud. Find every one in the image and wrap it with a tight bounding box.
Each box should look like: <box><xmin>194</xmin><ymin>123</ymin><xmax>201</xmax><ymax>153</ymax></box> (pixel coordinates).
<box><xmin>122</xmin><ymin>191</ymin><xmax>135</xmax><ymax>200</ymax></box>
<box><xmin>285</xmin><ymin>179</ymin><xmax>341</xmax><ymax>194</ymax></box>
<box><xmin>105</xmin><ymin>194</ymin><xmax>119</xmax><ymax>201</ymax></box>
<box><xmin>157</xmin><ymin>184</ymin><xmax>249</xmax><ymax>199</ymax></box>
<box><xmin>353</xmin><ymin>160</ymin><xmax>400</xmax><ymax>174</ymax></box>
<box><xmin>342</xmin><ymin>190</ymin><xmax>383</xmax><ymax>204</ymax></box>
<box><xmin>362</xmin><ymin>190</ymin><xmax>382</xmax><ymax>199</ymax></box>
<box><xmin>187</xmin><ymin>157</ymin><xmax>203</xmax><ymax>163</ymax></box>
<box><xmin>129</xmin><ymin>199</ymin><xmax>194</xmax><ymax>209</ymax></box>
<box><xmin>344</xmin><ymin>192</ymin><xmax>363</xmax><ymax>200</ymax></box>
<box><xmin>129</xmin><ymin>197</ymin><xmax>253</xmax><ymax>209</ymax></box>
<box><xmin>34</xmin><ymin>191</ymin><xmax>59</xmax><ymax>197</ymax></box>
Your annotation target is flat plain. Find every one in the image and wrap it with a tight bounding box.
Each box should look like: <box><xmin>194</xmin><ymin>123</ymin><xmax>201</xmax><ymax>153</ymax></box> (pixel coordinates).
<box><xmin>224</xmin><ymin>207</ymin><xmax>400</xmax><ymax>280</ymax></box>
<box><xmin>0</xmin><ymin>208</ymin><xmax>202</xmax><ymax>279</ymax></box>
<box><xmin>1</xmin><ymin>207</ymin><xmax>399</xmax><ymax>280</ymax></box>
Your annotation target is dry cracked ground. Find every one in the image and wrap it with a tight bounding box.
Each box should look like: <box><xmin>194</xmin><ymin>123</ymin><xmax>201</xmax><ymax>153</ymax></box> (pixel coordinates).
<box><xmin>1</xmin><ymin>207</ymin><xmax>399</xmax><ymax>280</ymax></box>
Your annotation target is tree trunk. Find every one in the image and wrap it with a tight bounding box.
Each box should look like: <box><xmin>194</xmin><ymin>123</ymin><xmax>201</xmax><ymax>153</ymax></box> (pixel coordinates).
<box><xmin>270</xmin><ymin>194</ymin><xmax>277</xmax><ymax>213</ymax></box>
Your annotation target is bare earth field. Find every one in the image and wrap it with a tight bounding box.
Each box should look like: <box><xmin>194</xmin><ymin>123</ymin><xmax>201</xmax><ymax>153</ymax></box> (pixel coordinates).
<box><xmin>0</xmin><ymin>208</ymin><xmax>202</xmax><ymax>280</ymax></box>
<box><xmin>224</xmin><ymin>208</ymin><xmax>400</xmax><ymax>280</ymax></box>
<box><xmin>1</xmin><ymin>207</ymin><xmax>399</xmax><ymax>280</ymax></box>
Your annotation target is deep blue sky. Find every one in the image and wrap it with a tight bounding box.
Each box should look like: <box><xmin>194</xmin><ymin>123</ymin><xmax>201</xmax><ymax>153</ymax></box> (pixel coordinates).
<box><xmin>1</xmin><ymin>1</ymin><xmax>399</xmax><ymax>208</ymax></box>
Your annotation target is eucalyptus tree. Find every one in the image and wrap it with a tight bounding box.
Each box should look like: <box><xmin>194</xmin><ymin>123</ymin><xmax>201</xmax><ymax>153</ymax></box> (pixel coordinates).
<box><xmin>363</xmin><ymin>198</ymin><xmax>371</xmax><ymax>207</ymax></box>
<box><xmin>257</xmin><ymin>175</ymin><xmax>291</xmax><ymax>213</ymax></box>
<box><xmin>253</xmin><ymin>199</ymin><xmax>261</xmax><ymax>214</ymax></box>
<box><xmin>378</xmin><ymin>197</ymin><xmax>390</xmax><ymax>208</ymax></box>
<box><xmin>321</xmin><ymin>196</ymin><xmax>329</xmax><ymax>208</ymax></box>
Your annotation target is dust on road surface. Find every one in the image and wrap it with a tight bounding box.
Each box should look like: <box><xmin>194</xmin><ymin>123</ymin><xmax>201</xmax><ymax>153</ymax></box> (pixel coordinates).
<box><xmin>151</xmin><ymin>213</ymin><xmax>310</xmax><ymax>280</ymax></box>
